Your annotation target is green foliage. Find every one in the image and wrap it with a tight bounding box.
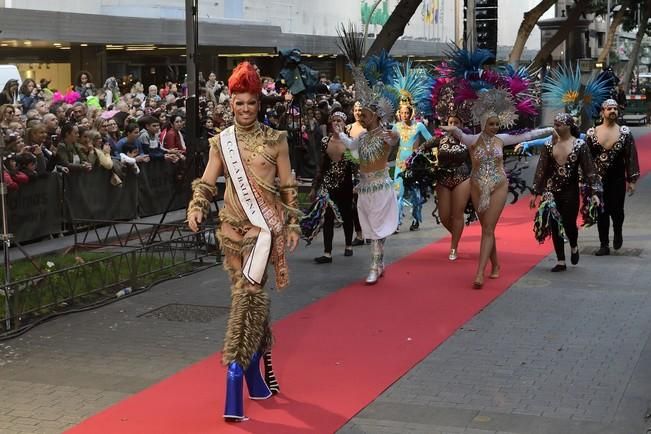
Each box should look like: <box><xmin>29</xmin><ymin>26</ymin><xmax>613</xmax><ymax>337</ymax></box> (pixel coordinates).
<box><xmin>361</xmin><ymin>0</ymin><xmax>390</xmax><ymax>26</ymax></box>
<box><xmin>0</xmin><ymin>251</ymin><xmax>193</xmax><ymax>326</ymax></box>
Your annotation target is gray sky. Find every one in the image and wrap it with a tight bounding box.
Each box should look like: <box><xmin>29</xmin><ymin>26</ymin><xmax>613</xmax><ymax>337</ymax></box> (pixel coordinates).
<box><xmin>499</xmin><ymin>0</ymin><xmax>556</xmax><ymax>49</ymax></box>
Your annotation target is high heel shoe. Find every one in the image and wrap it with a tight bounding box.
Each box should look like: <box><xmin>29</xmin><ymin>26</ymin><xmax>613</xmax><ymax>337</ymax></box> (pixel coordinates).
<box><xmin>472</xmin><ymin>281</ymin><xmax>483</xmax><ymax>290</ymax></box>
<box><xmin>489</xmin><ymin>265</ymin><xmax>500</xmax><ymax>279</ymax></box>
<box><xmin>244</xmin><ymin>353</ymin><xmax>272</xmax><ymax>400</ymax></box>
<box><xmin>449</xmin><ymin>249</ymin><xmax>457</xmax><ymax>261</ymax></box>
<box><xmin>263</xmin><ymin>351</ymin><xmax>280</xmax><ymax>395</ymax></box>
<box><xmin>224</xmin><ymin>362</ymin><xmax>245</xmax><ymax>421</ymax></box>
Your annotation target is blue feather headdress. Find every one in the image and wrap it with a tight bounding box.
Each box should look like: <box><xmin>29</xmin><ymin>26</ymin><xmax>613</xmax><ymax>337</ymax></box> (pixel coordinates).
<box><xmin>444</xmin><ymin>45</ymin><xmax>494</xmax><ymax>80</ymax></box>
<box><xmin>388</xmin><ymin>59</ymin><xmax>435</xmax><ymax>116</ymax></box>
<box><xmin>364</xmin><ymin>51</ymin><xmax>399</xmax><ymax>86</ymax></box>
<box><xmin>542</xmin><ymin>63</ymin><xmax>613</xmax><ymax>119</ymax></box>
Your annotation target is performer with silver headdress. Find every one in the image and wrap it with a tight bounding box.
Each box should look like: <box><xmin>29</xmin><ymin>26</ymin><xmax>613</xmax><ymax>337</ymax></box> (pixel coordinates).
<box><xmin>334</xmin><ymin>28</ymin><xmax>399</xmax><ymax>284</ymax></box>
<box><xmin>440</xmin><ymin>47</ymin><xmax>553</xmax><ymax>289</ymax></box>
<box><xmin>338</xmin><ymin>71</ymin><xmax>399</xmax><ymax>284</ymax></box>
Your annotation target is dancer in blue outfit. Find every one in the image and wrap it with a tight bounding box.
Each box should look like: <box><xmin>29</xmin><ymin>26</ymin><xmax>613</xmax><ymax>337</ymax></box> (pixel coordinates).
<box><xmin>393</xmin><ymin>104</ymin><xmax>432</xmax><ymax>230</ymax></box>
<box><xmin>388</xmin><ymin>60</ymin><xmax>435</xmax><ymax>231</ymax></box>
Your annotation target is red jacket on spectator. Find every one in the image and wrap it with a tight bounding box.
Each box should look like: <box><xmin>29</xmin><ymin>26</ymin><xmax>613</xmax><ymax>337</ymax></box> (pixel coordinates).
<box><xmin>3</xmin><ymin>170</ymin><xmax>29</xmax><ymax>191</ymax></box>
<box><xmin>162</xmin><ymin>128</ymin><xmax>186</xmax><ymax>153</ymax></box>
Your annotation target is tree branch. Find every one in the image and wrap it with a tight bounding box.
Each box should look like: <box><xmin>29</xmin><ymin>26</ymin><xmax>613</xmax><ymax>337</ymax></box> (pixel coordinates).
<box><xmin>509</xmin><ymin>0</ymin><xmax>559</xmax><ymax>66</ymax></box>
<box><xmin>365</xmin><ymin>0</ymin><xmax>423</xmax><ymax>59</ymax></box>
<box><xmin>596</xmin><ymin>0</ymin><xmax>630</xmax><ymax>64</ymax></box>
<box><xmin>621</xmin><ymin>0</ymin><xmax>651</xmax><ymax>91</ymax></box>
<box><xmin>530</xmin><ymin>0</ymin><xmax>592</xmax><ymax>70</ymax></box>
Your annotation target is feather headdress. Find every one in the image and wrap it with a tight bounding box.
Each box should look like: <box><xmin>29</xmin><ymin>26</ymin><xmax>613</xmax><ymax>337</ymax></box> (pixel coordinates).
<box><xmin>445</xmin><ymin>45</ymin><xmax>541</xmax><ymax>128</ymax></box>
<box><xmin>336</xmin><ymin>23</ymin><xmax>396</xmax><ymax>122</ymax></box>
<box><xmin>541</xmin><ymin>63</ymin><xmax>612</xmax><ymax>119</ymax></box>
<box><xmin>444</xmin><ymin>45</ymin><xmax>494</xmax><ymax>80</ymax></box>
<box><xmin>471</xmin><ymin>88</ymin><xmax>519</xmax><ymax>129</ymax></box>
<box><xmin>364</xmin><ymin>51</ymin><xmax>399</xmax><ymax>86</ymax></box>
<box><xmin>500</xmin><ymin>63</ymin><xmax>539</xmax><ymax>117</ymax></box>
<box><xmin>430</xmin><ymin>63</ymin><xmax>472</xmax><ymax>124</ymax></box>
<box><xmin>388</xmin><ymin>59</ymin><xmax>434</xmax><ymax>116</ymax></box>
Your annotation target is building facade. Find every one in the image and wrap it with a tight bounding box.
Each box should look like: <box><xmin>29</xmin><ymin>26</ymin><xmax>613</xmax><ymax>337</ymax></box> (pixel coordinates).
<box><xmin>1</xmin><ymin>0</ymin><xmax>539</xmax><ymax>89</ymax></box>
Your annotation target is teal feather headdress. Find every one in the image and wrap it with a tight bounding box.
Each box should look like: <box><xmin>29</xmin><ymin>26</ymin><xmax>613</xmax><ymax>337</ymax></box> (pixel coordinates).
<box><xmin>388</xmin><ymin>59</ymin><xmax>435</xmax><ymax>116</ymax></box>
<box><xmin>542</xmin><ymin>63</ymin><xmax>613</xmax><ymax>119</ymax></box>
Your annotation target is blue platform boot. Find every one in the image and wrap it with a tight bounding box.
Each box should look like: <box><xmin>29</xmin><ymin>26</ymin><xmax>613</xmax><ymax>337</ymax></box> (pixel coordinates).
<box><xmin>244</xmin><ymin>352</ymin><xmax>272</xmax><ymax>400</ymax></box>
<box><xmin>224</xmin><ymin>362</ymin><xmax>245</xmax><ymax>421</ymax></box>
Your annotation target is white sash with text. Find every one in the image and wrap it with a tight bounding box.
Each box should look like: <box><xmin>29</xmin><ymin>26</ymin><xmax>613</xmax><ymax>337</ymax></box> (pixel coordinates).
<box><xmin>219</xmin><ymin>126</ymin><xmax>272</xmax><ymax>285</ymax></box>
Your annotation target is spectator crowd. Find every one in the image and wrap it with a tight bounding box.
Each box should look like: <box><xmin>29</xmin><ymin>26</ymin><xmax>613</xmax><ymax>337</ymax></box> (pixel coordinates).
<box><xmin>0</xmin><ymin>66</ymin><xmax>360</xmax><ymax>192</ymax></box>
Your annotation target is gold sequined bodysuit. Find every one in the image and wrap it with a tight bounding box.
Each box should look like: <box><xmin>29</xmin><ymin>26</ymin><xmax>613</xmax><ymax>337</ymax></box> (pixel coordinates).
<box><xmin>205</xmin><ymin>121</ymin><xmax>301</xmax><ymax>369</ymax></box>
<box><xmin>470</xmin><ymin>133</ymin><xmax>507</xmax><ymax>213</ymax></box>
<box><xmin>447</xmin><ymin>127</ymin><xmax>555</xmax><ymax>214</ymax></box>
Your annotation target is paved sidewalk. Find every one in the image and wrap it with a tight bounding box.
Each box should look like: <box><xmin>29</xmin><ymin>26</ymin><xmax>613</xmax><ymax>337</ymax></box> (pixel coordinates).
<box><xmin>340</xmin><ymin>129</ymin><xmax>651</xmax><ymax>434</ymax></box>
<box><xmin>1</xmin><ymin>129</ymin><xmax>650</xmax><ymax>434</ymax></box>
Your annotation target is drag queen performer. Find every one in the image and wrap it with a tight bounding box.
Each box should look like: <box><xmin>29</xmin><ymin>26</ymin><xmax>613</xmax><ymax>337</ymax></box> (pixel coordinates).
<box><xmin>586</xmin><ymin>99</ymin><xmax>639</xmax><ymax>256</ymax></box>
<box><xmin>531</xmin><ymin>113</ymin><xmax>602</xmax><ymax>271</ymax></box>
<box><xmin>187</xmin><ymin>62</ymin><xmax>301</xmax><ymax>421</ymax></box>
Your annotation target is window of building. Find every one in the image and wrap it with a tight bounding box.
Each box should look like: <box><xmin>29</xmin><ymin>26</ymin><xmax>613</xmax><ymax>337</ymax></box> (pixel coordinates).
<box><xmin>596</xmin><ymin>32</ymin><xmax>604</xmax><ymax>48</ymax></box>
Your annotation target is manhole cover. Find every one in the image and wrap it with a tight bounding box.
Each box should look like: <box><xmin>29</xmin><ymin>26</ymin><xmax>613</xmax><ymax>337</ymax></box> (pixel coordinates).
<box><xmin>581</xmin><ymin>247</ymin><xmax>643</xmax><ymax>257</ymax></box>
<box><xmin>139</xmin><ymin>304</ymin><xmax>229</xmax><ymax>322</ymax></box>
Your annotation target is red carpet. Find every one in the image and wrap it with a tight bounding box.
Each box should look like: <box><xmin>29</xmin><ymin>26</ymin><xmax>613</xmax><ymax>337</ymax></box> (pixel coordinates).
<box><xmin>68</xmin><ymin>133</ymin><xmax>651</xmax><ymax>434</ymax></box>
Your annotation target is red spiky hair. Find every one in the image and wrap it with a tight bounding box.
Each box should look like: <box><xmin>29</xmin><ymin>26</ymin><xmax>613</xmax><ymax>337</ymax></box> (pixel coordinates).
<box><xmin>228</xmin><ymin>62</ymin><xmax>262</xmax><ymax>95</ymax></box>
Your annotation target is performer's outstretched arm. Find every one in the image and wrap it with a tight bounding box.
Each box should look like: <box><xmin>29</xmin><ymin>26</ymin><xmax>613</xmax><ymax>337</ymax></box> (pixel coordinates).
<box><xmin>498</xmin><ymin>128</ymin><xmax>554</xmax><ymax>147</ymax></box>
<box><xmin>439</xmin><ymin>126</ymin><xmax>477</xmax><ymax>146</ymax></box>
<box><xmin>417</xmin><ymin>122</ymin><xmax>433</xmax><ymax>144</ymax></box>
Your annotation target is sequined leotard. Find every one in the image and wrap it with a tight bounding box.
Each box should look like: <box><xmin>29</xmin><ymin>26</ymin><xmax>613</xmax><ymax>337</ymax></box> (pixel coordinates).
<box><xmin>435</xmin><ymin>134</ymin><xmax>471</xmax><ymax>189</ymax></box>
<box><xmin>448</xmin><ymin>127</ymin><xmax>554</xmax><ymax>212</ymax></box>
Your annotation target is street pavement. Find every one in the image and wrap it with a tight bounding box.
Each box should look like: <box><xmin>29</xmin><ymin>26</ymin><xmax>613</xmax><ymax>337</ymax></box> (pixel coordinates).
<box><xmin>1</xmin><ymin>128</ymin><xmax>650</xmax><ymax>434</ymax></box>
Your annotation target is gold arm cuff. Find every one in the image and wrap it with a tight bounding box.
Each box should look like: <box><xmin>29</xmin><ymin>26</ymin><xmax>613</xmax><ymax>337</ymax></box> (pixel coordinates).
<box><xmin>279</xmin><ymin>184</ymin><xmax>301</xmax><ymax>225</ymax></box>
